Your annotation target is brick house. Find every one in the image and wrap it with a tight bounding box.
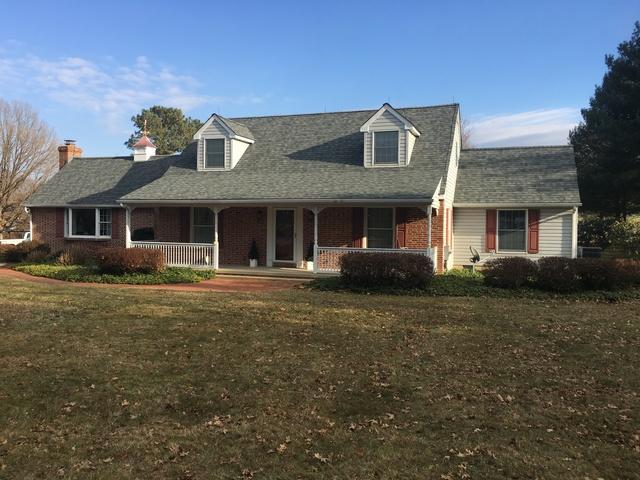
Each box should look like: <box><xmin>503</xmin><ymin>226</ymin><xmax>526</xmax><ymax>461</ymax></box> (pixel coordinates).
<box><xmin>25</xmin><ymin>103</ymin><xmax>581</xmax><ymax>272</ymax></box>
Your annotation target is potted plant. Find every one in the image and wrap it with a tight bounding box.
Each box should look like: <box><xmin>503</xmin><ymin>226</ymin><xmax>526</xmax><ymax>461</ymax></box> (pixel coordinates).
<box><xmin>248</xmin><ymin>239</ymin><xmax>259</xmax><ymax>268</ymax></box>
<box><xmin>305</xmin><ymin>241</ymin><xmax>315</xmax><ymax>271</ymax></box>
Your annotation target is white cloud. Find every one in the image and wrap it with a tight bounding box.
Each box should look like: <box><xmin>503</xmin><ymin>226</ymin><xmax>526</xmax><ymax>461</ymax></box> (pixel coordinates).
<box><xmin>468</xmin><ymin>108</ymin><xmax>581</xmax><ymax>147</ymax></box>
<box><xmin>0</xmin><ymin>52</ymin><xmax>267</xmax><ymax>133</ymax></box>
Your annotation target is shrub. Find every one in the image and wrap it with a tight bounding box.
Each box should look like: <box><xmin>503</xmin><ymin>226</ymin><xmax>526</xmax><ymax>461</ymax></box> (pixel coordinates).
<box><xmin>574</xmin><ymin>258</ymin><xmax>623</xmax><ymax>290</ymax></box>
<box><xmin>4</xmin><ymin>241</ymin><xmax>50</xmax><ymax>263</ymax></box>
<box><xmin>24</xmin><ymin>249</ymin><xmax>50</xmax><ymax>263</ymax></box>
<box><xmin>96</xmin><ymin>247</ymin><xmax>165</xmax><ymax>275</ymax></box>
<box><xmin>578</xmin><ymin>216</ymin><xmax>617</xmax><ymax>249</ymax></box>
<box><xmin>0</xmin><ymin>244</ymin><xmax>17</xmax><ymax>261</ymax></box>
<box><xmin>607</xmin><ymin>219</ymin><xmax>640</xmax><ymax>259</ymax></box>
<box><xmin>536</xmin><ymin>257</ymin><xmax>580</xmax><ymax>292</ymax></box>
<box><xmin>613</xmin><ymin>259</ymin><xmax>640</xmax><ymax>286</ymax></box>
<box><xmin>339</xmin><ymin>252</ymin><xmax>434</xmax><ymax>289</ymax></box>
<box><xmin>483</xmin><ymin>257</ymin><xmax>538</xmax><ymax>288</ymax></box>
<box><xmin>56</xmin><ymin>247</ymin><xmax>96</xmax><ymax>266</ymax></box>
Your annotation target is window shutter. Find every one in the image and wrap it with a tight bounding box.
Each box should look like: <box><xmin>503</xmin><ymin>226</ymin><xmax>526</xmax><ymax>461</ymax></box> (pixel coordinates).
<box><xmin>352</xmin><ymin>208</ymin><xmax>364</xmax><ymax>248</ymax></box>
<box><xmin>111</xmin><ymin>209</ymin><xmax>121</xmax><ymax>239</ymax></box>
<box><xmin>395</xmin><ymin>208</ymin><xmax>407</xmax><ymax>248</ymax></box>
<box><xmin>56</xmin><ymin>208</ymin><xmax>65</xmax><ymax>238</ymax></box>
<box><xmin>527</xmin><ymin>209</ymin><xmax>540</xmax><ymax>254</ymax></box>
<box><xmin>485</xmin><ymin>209</ymin><xmax>497</xmax><ymax>251</ymax></box>
<box><xmin>180</xmin><ymin>207</ymin><xmax>190</xmax><ymax>243</ymax></box>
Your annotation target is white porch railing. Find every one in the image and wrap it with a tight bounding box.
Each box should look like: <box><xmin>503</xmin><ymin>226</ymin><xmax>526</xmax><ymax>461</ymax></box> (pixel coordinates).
<box><xmin>131</xmin><ymin>241</ymin><xmax>217</xmax><ymax>268</ymax></box>
<box><xmin>315</xmin><ymin>246</ymin><xmax>438</xmax><ymax>273</ymax></box>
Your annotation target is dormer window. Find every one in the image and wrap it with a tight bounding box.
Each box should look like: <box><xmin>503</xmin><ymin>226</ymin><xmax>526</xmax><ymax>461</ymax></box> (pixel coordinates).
<box><xmin>205</xmin><ymin>139</ymin><xmax>225</xmax><ymax>169</ymax></box>
<box><xmin>373</xmin><ymin>131</ymin><xmax>399</xmax><ymax>165</ymax></box>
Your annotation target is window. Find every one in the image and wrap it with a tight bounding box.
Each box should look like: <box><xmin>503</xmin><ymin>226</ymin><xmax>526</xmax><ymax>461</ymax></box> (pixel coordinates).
<box><xmin>205</xmin><ymin>139</ymin><xmax>225</xmax><ymax>169</ymax></box>
<box><xmin>67</xmin><ymin>208</ymin><xmax>112</xmax><ymax>238</ymax></box>
<box><xmin>374</xmin><ymin>131</ymin><xmax>399</xmax><ymax>165</ymax></box>
<box><xmin>367</xmin><ymin>208</ymin><xmax>394</xmax><ymax>248</ymax></box>
<box><xmin>192</xmin><ymin>207</ymin><xmax>214</xmax><ymax>244</ymax></box>
<box><xmin>498</xmin><ymin>210</ymin><xmax>526</xmax><ymax>252</ymax></box>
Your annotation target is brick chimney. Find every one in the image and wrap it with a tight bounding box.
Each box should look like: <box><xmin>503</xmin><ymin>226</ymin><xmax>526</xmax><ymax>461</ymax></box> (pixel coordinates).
<box><xmin>58</xmin><ymin>139</ymin><xmax>82</xmax><ymax>169</ymax></box>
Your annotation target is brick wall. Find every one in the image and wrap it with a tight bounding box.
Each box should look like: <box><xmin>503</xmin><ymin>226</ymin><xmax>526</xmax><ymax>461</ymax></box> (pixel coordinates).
<box><xmin>316</xmin><ymin>207</ymin><xmax>354</xmax><ymax>247</ymax></box>
<box><xmin>31</xmin><ymin>207</ymin><xmax>126</xmax><ymax>253</ymax></box>
<box><xmin>219</xmin><ymin>207</ymin><xmax>268</xmax><ymax>266</ymax></box>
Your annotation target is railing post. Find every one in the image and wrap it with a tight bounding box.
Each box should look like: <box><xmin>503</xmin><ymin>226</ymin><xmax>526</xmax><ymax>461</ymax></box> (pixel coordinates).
<box><xmin>210</xmin><ymin>207</ymin><xmax>223</xmax><ymax>270</ymax></box>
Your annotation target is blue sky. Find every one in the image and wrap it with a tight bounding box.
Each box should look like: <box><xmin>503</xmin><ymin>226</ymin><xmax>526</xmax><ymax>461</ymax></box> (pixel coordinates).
<box><xmin>1</xmin><ymin>0</ymin><xmax>637</xmax><ymax>156</ymax></box>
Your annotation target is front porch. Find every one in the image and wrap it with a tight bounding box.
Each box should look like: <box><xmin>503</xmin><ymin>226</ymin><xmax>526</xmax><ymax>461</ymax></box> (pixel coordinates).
<box><xmin>123</xmin><ymin>205</ymin><xmax>439</xmax><ymax>273</ymax></box>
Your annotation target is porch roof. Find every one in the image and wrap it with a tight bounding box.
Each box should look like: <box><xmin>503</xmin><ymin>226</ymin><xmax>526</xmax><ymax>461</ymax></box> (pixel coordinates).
<box><xmin>27</xmin><ymin>104</ymin><xmax>458</xmax><ymax>207</ymax></box>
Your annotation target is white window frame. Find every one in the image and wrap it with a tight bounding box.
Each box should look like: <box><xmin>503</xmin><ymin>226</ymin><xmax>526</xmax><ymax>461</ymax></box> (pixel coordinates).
<box><xmin>203</xmin><ymin>137</ymin><xmax>226</xmax><ymax>170</ymax></box>
<box><xmin>66</xmin><ymin>208</ymin><xmax>112</xmax><ymax>239</ymax></box>
<box><xmin>496</xmin><ymin>209</ymin><xmax>528</xmax><ymax>253</ymax></box>
<box><xmin>372</xmin><ymin>130</ymin><xmax>401</xmax><ymax>167</ymax></box>
<box><xmin>364</xmin><ymin>207</ymin><xmax>396</xmax><ymax>249</ymax></box>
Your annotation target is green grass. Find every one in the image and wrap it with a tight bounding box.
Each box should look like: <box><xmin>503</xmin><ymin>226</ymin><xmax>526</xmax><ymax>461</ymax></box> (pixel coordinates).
<box><xmin>310</xmin><ymin>270</ymin><xmax>640</xmax><ymax>302</ymax></box>
<box><xmin>13</xmin><ymin>263</ymin><xmax>215</xmax><ymax>284</ymax></box>
<box><xmin>0</xmin><ymin>277</ymin><xmax>639</xmax><ymax>478</ymax></box>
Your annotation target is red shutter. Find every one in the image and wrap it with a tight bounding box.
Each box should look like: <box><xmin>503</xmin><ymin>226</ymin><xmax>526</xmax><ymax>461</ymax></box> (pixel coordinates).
<box><xmin>352</xmin><ymin>208</ymin><xmax>364</xmax><ymax>248</ymax></box>
<box><xmin>395</xmin><ymin>207</ymin><xmax>407</xmax><ymax>248</ymax></box>
<box><xmin>111</xmin><ymin>208</ymin><xmax>121</xmax><ymax>239</ymax></box>
<box><xmin>485</xmin><ymin>209</ymin><xmax>497</xmax><ymax>252</ymax></box>
<box><xmin>528</xmin><ymin>209</ymin><xmax>540</xmax><ymax>254</ymax></box>
<box><xmin>55</xmin><ymin>208</ymin><xmax>65</xmax><ymax>238</ymax></box>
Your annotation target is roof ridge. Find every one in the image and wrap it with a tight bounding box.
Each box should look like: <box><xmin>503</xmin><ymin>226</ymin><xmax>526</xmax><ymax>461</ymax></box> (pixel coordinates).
<box><xmin>229</xmin><ymin>103</ymin><xmax>459</xmax><ymax>121</ymax></box>
<box><xmin>462</xmin><ymin>145</ymin><xmax>572</xmax><ymax>151</ymax></box>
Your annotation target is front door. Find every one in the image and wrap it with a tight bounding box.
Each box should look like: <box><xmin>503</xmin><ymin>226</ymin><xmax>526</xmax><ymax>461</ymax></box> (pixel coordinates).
<box><xmin>275</xmin><ymin>209</ymin><xmax>295</xmax><ymax>261</ymax></box>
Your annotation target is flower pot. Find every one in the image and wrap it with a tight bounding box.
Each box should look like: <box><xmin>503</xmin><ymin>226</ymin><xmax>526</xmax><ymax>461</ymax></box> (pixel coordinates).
<box><xmin>306</xmin><ymin>261</ymin><xmax>314</xmax><ymax>271</ymax></box>
<box><xmin>249</xmin><ymin>259</ymin><xmax>258</xmax><ymax>268</ymax></box>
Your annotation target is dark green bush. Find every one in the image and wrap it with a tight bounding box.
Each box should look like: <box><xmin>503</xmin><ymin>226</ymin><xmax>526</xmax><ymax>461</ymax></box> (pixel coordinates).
<box><xmin>607</xmin><ymin>219</ymin><xmax>640</xmax><ymax>259</ymax></box>
<box><xmin>537</xmin><ymin>257</ymin><xmax>580</xmax><ymax>292</ymax></box>
<box><xmin>483</xmin><ymin>257</ymin><xmax>538</xmax><ymax>288</ymax></box>
<box><xmin>578</xmin><ymin>216</ymin><xmax>617</xmax><ymax>249</ymax></box>
<box><xmin>339</xmin><ymin>252</ymin><xmax>434</xmax><ymax>289</ymax></box>
<box><xmin>96</xmin><ymin>247</ymin><xmax>165</xmax><ymax>274</ymax></box>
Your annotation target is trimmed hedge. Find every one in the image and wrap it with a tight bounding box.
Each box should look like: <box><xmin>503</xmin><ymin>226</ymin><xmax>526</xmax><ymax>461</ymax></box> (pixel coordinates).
<box><xmin>96</xmin><ymin>247</ymin><xmax>165</xmax><ymax>274</ymax></box>
<box><xmin>56</xmin><ymin>247</ymin><xmax>96</xmax><ymax>266</ymax></box>
<box><xmin>339</xmin><ymin>252</ymin><xmax>434</xmax><ymax>289</ymax></box>
<box><xmin>536</xmin><ymin>257</ymin><xmax>580</xmax><ymax>292</ymax></box>
<box><xmin>3</xmin><ymin>241</ymin><xmax>50</xmax><ymax>263</ymax></box>
<box><xmin>483</xmin><ymin>257</ymin><xmax>537</xmax><ymax>288</ymax></box>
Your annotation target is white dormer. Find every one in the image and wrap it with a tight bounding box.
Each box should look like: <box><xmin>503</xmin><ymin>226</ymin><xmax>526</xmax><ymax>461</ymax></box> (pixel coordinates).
<box><xmin>360</xmin><ymin>103</ymin><xmax>420</xmax><ymax>168</ymax></box>
<box><xmin>132</xmin><ymin>135</ymin><xmax>156</xmax><ymax>162</ymax></box>
<box><xmin>193</xmin><ymin>114</ymin><xmax>255</xmax><ymax>171</ymax></box>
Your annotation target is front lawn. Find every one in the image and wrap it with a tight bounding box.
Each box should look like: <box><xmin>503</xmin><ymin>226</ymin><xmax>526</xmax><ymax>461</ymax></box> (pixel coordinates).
<box><xmin>1</xmin><ymin>277</ymin><xmax>639</xmax><ymax>478</ymax></box>
<box><xmin>13</xmin><ymin>263</ymin><xmax>215</xmax><ymax>284</ymax></box>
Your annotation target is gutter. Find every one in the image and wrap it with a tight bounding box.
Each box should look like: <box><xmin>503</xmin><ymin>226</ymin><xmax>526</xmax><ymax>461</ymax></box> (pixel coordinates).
<box><xmin>117</xmin><ymin>197</ymin><xmax>435</xmax><ymax>206</ymax></box>
<box><xmin>453</xmin><ymin>202</ymin><xmax>582</xmax><ymax>208</ymax></box>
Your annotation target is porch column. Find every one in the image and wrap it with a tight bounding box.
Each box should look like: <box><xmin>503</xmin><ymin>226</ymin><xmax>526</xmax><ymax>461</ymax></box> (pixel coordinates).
<box><xmin>310</xmin><ymin>207</ymin><xmax>323</xmax><ymax>274</ymax></box>
<box><xmin>427</xmin><ymin>205</ymin><xmax>432</xmax><ymax>248</ymax></box>
<box><xmin>125</xmin><ymin>206</ymin><xmax>132</xmax><ymax>248</ymax></box>
<box><xmin>212</xmin><ymin>207</ymin><xmax>221</xmax><ymax>269</ymax></box>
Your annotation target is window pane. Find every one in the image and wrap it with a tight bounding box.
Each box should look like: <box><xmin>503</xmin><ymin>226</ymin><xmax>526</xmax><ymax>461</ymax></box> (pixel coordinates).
<box><xmin>367</xmin><ymin>208</ymin><xmax>393</xmax><ymax>229</ymax></box>
<box><xmin>72</xmin><ymin>209</ymin><xmax>96</xmax><ymax>236</ymax></box>
<box><xmin>374</xmin><ymin>131</ymin><xmax>398</xmax><ymax>164</ymax></box>
<box><xmin>368</xmin><ymin>229</ymin><xmax>394</xmax><ymax>249</ymax></box>
<box><xmin>99</xmin><ymin>209</ymin><xmax>112</xmax><ymax>237</ymax></box>
<box><xmin>193</xmin><ymin>226</ymin><xmax>214</xmax><ymax>244</ymax></box>
<box><xmin>193</xmin><ymin>207</ymin><xmax>214</xmax><ymax>226</ymax></box>
<box><xmin>205</xmin><ymin>139</ymin><xmax>225</xmax><ymax>168</ymax></box>
<box><xmin>498</xmin><ymin>210</ymin><xmax>526</xmax><ymax>251</ymax></box>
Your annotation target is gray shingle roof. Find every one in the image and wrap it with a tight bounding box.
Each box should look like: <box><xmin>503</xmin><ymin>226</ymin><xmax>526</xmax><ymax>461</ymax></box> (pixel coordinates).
<box><xmin>121</xmin><ymin>105</ymin><xmax>458</xmax><ymax>203</ymax></box>
<box><xmin>220</xmin><ymin>117</ymin><xmax>255</xmax><ymax>140</ymax></box>
<box><xmin>454</xmin><ymin>146</ymin><xmax>581</xmax><ymax>205</ymax></box>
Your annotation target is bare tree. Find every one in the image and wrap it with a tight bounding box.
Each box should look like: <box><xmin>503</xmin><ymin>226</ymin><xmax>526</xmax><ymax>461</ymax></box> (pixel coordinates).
<box><xmin>461</xmin><ymin>117</ymin><xmax>474</xmax><ymax>149</ymax></box>
<box><xmin>0</xmin><ymin>99</ymin><xmax>57</xmax><ymax>238</ymax></box>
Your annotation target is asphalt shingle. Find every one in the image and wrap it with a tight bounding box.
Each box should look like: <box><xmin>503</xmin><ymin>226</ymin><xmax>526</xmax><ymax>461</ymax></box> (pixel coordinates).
<box><xmin>454</xmin><ymin>146</ymin><xmax>581</xmax><ymax>205</ymax></box>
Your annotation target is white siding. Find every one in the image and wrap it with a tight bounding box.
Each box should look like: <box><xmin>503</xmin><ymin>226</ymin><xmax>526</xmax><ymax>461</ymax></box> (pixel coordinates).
<box><xmin>440</xmin><ymin>114</ymin><xmax>461</xmax><ymax>270</ymax></box>
<box><xmin>230</xmin><ymin>139</ymin><xmax>250</xmax><ymax>168</ymax></box>
<box><xmin>407</xmin><ymin>132</ymin><xmax>416</xmax><ymax>164</ymax></box>
<box><xmin>197</xmin><ymin>119</ymin><xmax>231</xmax><ymax>170</ymax></box>
<box><xmin>452</xmin><ymin>207</ymin><xmax>575</xmax><ymax>266</ymax></box>
<box><xmin>364</xmin><ymin>110</ymin><xmax>407</xmax><ymax>167</ymax></box>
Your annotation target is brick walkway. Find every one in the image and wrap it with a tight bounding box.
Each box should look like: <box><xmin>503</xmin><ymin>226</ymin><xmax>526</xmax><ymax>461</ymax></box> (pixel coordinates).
<box><xmin>0</xmin><ymin>267</ymin><xmax>308</xmax><ymax>293</ymax></box>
